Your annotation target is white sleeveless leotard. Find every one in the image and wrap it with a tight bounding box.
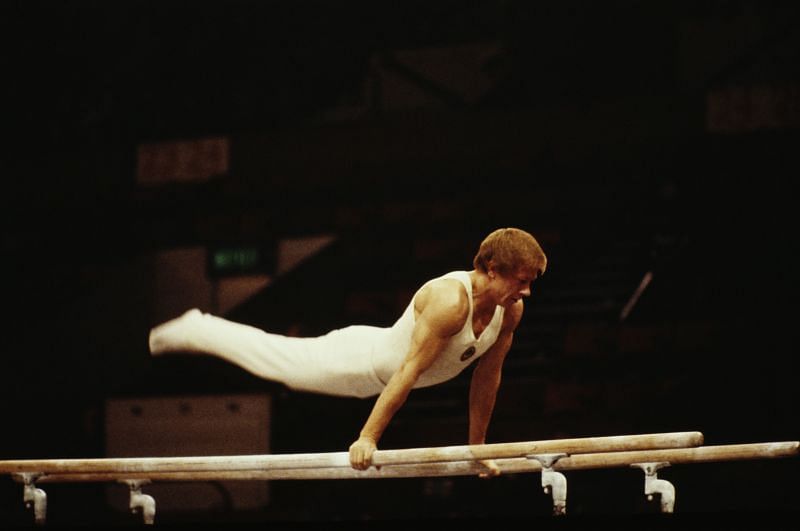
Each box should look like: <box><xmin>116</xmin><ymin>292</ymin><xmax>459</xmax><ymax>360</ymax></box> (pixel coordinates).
<box><xmin>149</xmin><ymin>271</ymin><xmax>505</xmax><ymax>398</ymax></box>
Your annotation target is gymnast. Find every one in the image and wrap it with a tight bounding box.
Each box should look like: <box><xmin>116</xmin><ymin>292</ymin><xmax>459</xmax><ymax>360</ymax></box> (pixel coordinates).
<box><xmin>149</xmin><ymin>227</ymin><xmax>547</xmax><ymax>476</ymax></box>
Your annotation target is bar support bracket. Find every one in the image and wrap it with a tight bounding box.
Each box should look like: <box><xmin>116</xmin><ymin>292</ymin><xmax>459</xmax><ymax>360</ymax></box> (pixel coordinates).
<box><xmin>632</xmin><ymin>461</ymin><xmax>675</xmax><ymax>513</ymax></box>
<box><xmin>121</xmin><ymin>479</ymin><xmax>156</xmax><ymax>525</ymax></box>
<box><xmin>528</xmin><ymin>453</ymin><xmax>568</xmax><ymax>515</ymax></box>
<box><xmin>13</xmin><ymin>473</ymin><xmax>47</xmax><ymax>525</ymax></box>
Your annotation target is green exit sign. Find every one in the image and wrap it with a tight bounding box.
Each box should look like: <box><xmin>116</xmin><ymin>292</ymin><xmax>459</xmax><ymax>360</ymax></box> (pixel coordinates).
<box><xmin>208</xmin><ymin>245</ymin><xmax>274</xmax><ymax>277</ymax></box>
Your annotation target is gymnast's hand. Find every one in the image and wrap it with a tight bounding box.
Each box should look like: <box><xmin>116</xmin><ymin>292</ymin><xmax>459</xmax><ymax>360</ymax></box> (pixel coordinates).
<box><xmin>349</xmin><ymin>436</ymin><xmax>377</xmax><ymax>470</ymax></box>
<box><xmin>478</xmin><ymin>459</ymin><xmax>501</xmax><ymax>478</ymax></box>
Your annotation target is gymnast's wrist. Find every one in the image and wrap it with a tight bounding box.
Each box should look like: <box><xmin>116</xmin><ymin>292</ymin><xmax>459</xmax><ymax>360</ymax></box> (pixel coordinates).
<box><xmin>358</xmin><ymin>433</ymin><xmax>378</xmax><ymax>445</ymax></box>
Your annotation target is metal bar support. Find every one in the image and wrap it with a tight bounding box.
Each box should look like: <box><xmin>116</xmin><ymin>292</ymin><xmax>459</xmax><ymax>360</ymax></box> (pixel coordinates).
<box><xmin>632</xmin><ymin>461</ymin><xmax>675</xmax><ymax>513</ymax></box>
<box><xmin>528</xmin><ymin>453</ymin><xmax>568</xmax><ymax>515</ymax></box>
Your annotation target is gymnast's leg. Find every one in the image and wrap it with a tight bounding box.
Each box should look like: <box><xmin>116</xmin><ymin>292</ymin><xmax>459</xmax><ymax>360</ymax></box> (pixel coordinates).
<box><xmin>148</xmin><ymin>308</ymin><xmax>313</xmax><ymax>386</ymax></box>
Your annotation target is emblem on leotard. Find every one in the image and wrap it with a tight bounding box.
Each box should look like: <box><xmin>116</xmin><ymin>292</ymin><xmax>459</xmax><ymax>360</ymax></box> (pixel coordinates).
<box><xmin>460</xmin><ymin>346</ymin><xmax>476</xmax><ymax>361</ymax></box>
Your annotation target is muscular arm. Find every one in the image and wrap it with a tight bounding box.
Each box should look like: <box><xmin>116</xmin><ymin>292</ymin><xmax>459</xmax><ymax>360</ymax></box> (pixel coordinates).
<box><xmin>468</xmin><ymin>300</ymin><xmax>523</xmax><ymax>476</ymax></box>
<box><xmin>349</xmin><ymin>280</ymin><xmax>468</xmax><ymax>470</ymax></box>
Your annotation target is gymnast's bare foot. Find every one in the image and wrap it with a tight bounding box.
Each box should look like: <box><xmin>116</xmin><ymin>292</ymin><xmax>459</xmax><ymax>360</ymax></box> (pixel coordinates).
<box><xmin>148</xmin><ymin>308</ymin><xmax>202</xmax><ymax>355</ymax></box>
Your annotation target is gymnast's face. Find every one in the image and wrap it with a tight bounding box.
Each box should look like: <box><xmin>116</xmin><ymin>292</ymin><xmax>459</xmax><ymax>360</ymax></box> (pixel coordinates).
<box><xmin>491</xmin><ymin>266</ymin><xmax>537</xmax><ymax>307</ymax></box>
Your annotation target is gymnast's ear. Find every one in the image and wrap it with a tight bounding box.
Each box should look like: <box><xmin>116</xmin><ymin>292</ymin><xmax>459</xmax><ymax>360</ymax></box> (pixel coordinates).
<box><xmin>486</xmin><ymin>261</ymin><xmax>497</xmax><ymax>279</ymax></box>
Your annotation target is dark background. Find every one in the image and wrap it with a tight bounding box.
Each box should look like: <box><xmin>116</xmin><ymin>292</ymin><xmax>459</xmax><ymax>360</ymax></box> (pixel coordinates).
<box><xmin>2</xmin><ymin>0</ymin><xmax>798</xmax><ymax>527</ymax></box>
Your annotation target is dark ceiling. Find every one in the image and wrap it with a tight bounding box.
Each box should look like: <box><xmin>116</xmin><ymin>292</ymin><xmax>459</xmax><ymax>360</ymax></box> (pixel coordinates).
<box><xmin>8</xmin><ymin>1</ymin><xmax>798</xmax><ymax>139</ymax></box>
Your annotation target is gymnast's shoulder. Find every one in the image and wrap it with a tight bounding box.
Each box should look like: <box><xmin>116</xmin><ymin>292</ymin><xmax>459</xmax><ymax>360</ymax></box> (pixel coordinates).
<box><xmin>413</xmin><ymin>276</ymin><xmax>470</xmax><ymax>322</ymax></box>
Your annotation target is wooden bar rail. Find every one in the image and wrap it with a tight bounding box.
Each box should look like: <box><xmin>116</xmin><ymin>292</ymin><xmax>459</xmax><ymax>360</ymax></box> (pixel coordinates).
<box><xmin>19</xmin><ymin>441</ymin><xmax>797</xmax><ymax>483</ymax></box>
<box><xmin>0</xmin><ymin>431</ymin><xmax>703</xmax><ymax>475</ymax></box>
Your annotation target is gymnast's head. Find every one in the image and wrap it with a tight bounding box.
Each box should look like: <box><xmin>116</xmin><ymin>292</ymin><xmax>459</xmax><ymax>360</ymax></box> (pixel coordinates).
<box><xmin>473</xmin><ymin>227</ymin><xmax>547</xmax><ymax>279</ymax></box>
